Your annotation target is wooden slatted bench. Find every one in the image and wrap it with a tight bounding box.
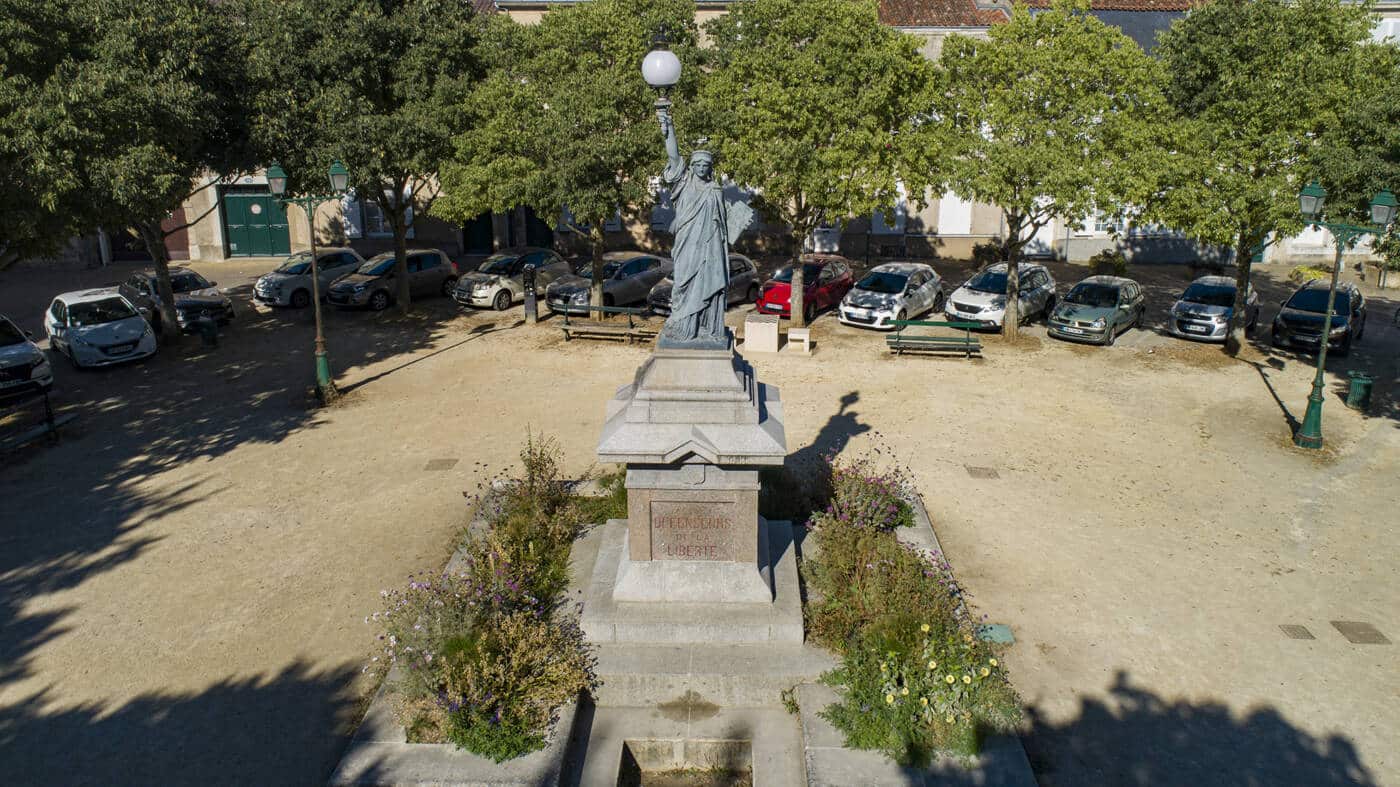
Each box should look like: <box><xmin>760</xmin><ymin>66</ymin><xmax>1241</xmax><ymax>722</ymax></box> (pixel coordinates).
<box><xmin>559</xmin><ymin>305</ymin><xmax>658</xmax><ymax>344</ymax></box>
<box><xmin>886</xmin><ymin>320</ymin><xmax>982</xmax><ymax>358</ymax></box>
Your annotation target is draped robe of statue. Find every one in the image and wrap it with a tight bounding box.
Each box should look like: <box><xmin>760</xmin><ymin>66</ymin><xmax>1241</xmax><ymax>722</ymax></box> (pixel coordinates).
<box><xmin>658</xmin><ymin>151</ymin><xmax>753</xmax><ymax>350</ymax></box>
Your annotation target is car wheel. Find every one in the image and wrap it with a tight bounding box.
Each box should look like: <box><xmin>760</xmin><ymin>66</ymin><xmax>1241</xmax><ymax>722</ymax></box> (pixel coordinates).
<box><xmin>369</xmin><ymin>291</ymin><xmax>390</xmax><ymax>311</ymax></box>
<box><xmin>747</xmin><ymin>284</ymin><xmax>760</xmax><ymax>304</ymax></box>
<box><xmin>65</xmin><ymin>345</ymin><xmax>84</xmax><ymax>370</ymax></box>
<box><xmin>804</xmin><ymin>302</ymin><xmax>816</xmax><ymax>324</ymax></box>
<box><xmin>1042</xmin><ymin>296</ymin><xmax>1056</xmax><ymax>323</ymax></box>
<box><xmin>934</xmin><ymin>292</ymin><xmax>945</xmax><ymax>312</ymax></box>
<box><xmin>441</xmin><ymin>277</ymin><xmax>458</xmax><ymax>298</ymax></box>
<box><xmin>1271</xmin><ymin>329</ymin><xmax>1283</xmax><ymax>348</ymax></box>
<box><xmin>290</xmin><ymin>289</ymin><xmax>311</xmax><ymax>309</ymax></box>
<box><xmin>896</xmin><ymin>309</ymin><xmax>907</xmax><ymax>325</ymax></box>
<box><xmin>493</xmin><ymin>289</ymin><xmax>512</xmax><ymax>311</ymax></box>
<box><xmin>1104</xmin><ymin>323</ymin><xmax>1116</xmax><ymax>346</ymax></box>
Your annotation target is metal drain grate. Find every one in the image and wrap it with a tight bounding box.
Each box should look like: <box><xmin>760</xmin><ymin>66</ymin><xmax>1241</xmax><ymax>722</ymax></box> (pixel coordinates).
<box><xmin>1279</xmin><ymin>624</ymin><xmax>1315</xmax><ymax>640</ymax></box>
<box><xmin>965</xmin><ymin>466</ymin><xmax>1000</xmax><ymax>479</ymax></box>
<box><xmin>1330</xmin><ymin>621</ymin><xmax>1390</xmax><ymax>645</ymax></box>
<box><xmin>424</xmin><ymin>458</ymin><xmax>459</xmax><ymax>471</ymax></box>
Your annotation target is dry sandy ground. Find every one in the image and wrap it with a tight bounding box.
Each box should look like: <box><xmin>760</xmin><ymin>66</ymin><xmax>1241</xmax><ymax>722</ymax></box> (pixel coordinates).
<box><xmin>1</xmin><ymin>256</ymin><xmax>1397</xmax><ymax>785</ymax></box>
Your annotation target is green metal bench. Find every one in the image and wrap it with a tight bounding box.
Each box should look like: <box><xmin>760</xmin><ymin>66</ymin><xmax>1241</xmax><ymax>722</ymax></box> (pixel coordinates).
<box><xmin>886</xmin><ymin>320</ymin><xmax>982</xmax><ymax>358</ymax></box>
<box><xmin>559</xmin><ymin>304</ymin><xmax>658</xmax><ymax>344</ymax></box>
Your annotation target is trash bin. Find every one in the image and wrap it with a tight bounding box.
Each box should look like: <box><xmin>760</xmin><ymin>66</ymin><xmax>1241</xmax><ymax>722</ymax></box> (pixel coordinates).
<box><xmin>196</xmin><ymin>317</ymin><xmax>219</xmax><ymax>348</ymax></box>
<box><xmin>1345</xmin><ymin>371</ymin><xmax>1373</xmax><ymax>411</ymax></box>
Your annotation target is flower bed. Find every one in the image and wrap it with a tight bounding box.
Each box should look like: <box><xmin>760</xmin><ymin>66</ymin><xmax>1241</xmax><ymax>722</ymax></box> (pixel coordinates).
<box><xmin>803</xmin><ymin>456</ymin><xmax>1021</xmax><ymax>767</ymax></box>
<box><xmin>366</xmin><ymin>435</ymin><xmax>613</xmax><ymax>762</ymax></box>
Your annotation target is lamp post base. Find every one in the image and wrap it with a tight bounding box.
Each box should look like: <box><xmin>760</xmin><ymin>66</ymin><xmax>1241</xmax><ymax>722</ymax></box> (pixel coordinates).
<box><xmin>1293</xmin><ymin>393</ymin><xmax>1325</xmax><ymax>450</ymax></box>
<box><xmin>315</xmin><ymin>351</ymin><xmax>339</xmax><ymax>404</ymax></box>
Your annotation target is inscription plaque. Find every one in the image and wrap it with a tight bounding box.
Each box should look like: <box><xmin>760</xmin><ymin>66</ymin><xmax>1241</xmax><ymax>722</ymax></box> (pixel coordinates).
<box><xmin>649</xmin><ymin>500</ymin><xmax>737</xmax><ymax>561</ymax></box>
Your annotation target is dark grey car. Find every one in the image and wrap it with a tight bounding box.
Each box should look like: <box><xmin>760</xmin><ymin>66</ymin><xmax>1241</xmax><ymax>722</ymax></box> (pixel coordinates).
<box><xmin>118</xmin><ymin>268</ymin><xmax>234</xmax><ymax>333</ymax></box>
<box><xmin>546</xmin><ymin>252</ymin><xmax>673</xmax><ymax>314</ymax></box>
<box><xmin>647</xmin><ymin>254</ymin><xmax>759</xmax><ymax>315</ymax></box>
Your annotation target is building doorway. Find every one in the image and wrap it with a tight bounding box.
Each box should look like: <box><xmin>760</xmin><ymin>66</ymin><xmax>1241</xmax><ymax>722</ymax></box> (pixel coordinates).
<box><xmin>222</xmin><ymin>186</ymin><xmax>290</xmax><ymax>257</ymax></box>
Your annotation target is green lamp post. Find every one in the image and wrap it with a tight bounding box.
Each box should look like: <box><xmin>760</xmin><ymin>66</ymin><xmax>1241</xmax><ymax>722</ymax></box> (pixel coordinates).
<box><xmin>266</xmin><ymin>160</ymin><xmax>351</xmax><ymax>403</ymax></box>
<box><xmin>1291</xmin><ymin>181</ymin><xmax>1396</xmax><ymax>449</ymax></box>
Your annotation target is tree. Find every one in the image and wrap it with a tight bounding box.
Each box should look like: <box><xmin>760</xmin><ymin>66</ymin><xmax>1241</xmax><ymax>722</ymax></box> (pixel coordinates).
<box><xmin>937</xmin><ymin>0</ymin><xmax>1175</xmax><ymax>339</ymax></box>
<box><xmin>1</xmin><ymin>0</ymin><xmax>253</xmax><ymax>335</ymax></box>
<box><xmin>1156</xmin><ymin>0</ymin><xmax>1377</xmax><ymax>354</ymax></box>
<box><xmin>437</xmin><ymin>0</ymin><xmax>697</xmax><ymax>309</ymax></box>
<box><xmin>693</xmin><ymin>0</ymin><xmax>933</xmax><ymax>328</ymax></box>
<box><xmin>245</xmin><ymin>0</ymin><xmax>482</xmax><ymax>316</ymax></box>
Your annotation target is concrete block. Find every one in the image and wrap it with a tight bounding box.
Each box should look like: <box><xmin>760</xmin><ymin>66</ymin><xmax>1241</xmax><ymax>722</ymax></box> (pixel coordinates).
<box><xmin>591</xmin><ymin>643</ymin><xmax>835</xmax><ymax>707</ymax></box>
<box><xmin>744</xmin><ymin>313</ymin><xmax>781</xmax><ymax>353</ymax></box>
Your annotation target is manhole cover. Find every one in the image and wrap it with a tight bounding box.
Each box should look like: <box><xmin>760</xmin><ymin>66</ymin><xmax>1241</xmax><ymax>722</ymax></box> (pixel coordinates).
<box><xmin>1330</xmin><ymin>621</ymin><xmax>1390</xmax><ymax>645</ymax></box>
<box><xmin>424</xmin><ymin>458</ymin><xmax>458</xmax><ymax>471</ymax></box>
<box><xmin>965</xmin><ymin>466</ymin><xmax>999</xmax><ymax>479</ymax></box>
<box><xmin>1278</xmin><ymin>624</ymin><xmax>1315</xmax><ymax>640</ymax></box>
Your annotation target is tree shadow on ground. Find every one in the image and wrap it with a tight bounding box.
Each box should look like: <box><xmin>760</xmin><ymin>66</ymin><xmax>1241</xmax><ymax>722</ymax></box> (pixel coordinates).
<box><xmin>1019</xmin><ymin>671</ymin><xmax>1377</xmax><ymax>787</ymax></box>
<box><xmin>0</xmin><ymin>658</ymin><xmax>362</xmax><ymax>786</ymax></box>
<box><xmin>0</xmin><ymin>260</ymin><xmax>487</xmax><ymax>781</ymax></box>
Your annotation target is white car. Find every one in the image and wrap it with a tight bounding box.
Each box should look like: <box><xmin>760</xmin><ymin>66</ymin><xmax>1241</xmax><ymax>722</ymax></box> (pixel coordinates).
<box><xmin>0</xmin><ymin>314</ymin><xmax>53</xmax><ymax>399</ymax></box>
<box><xmin>838</xmin><ymin>262</ymin><xmax>944</xmax><ymax>330</ymax></box>
<box><xmin>945</xmin><ymin>262</ymin><xmax>1057</xmax><ymax>328</ymax></box>
<box><xmin>44</xmin><ymin>289</ymin><xmax>157</xmax><ymax>369</ymax></box>
<box><xmin>254</xmin><ymin>248</ymin><xmax>365</xmax><ymax>308</ymax></box>
<box><xmin>453</xmin><ymin>247</ymin><xmax>571</xmax><ymax>311</ymax></box>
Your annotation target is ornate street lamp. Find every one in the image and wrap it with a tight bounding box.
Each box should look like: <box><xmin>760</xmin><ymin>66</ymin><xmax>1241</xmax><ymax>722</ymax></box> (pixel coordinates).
<box><xmin>641</xmin><ymin>38</ymin><xmax>681</xmax><ymax>110</ymax></box>
<box><xmin>267</xmin><ymin>160</ymin><xmax>350</xmax><ymax>403</ymax></box>
<box><xmin>1291</xmin><ymin>182</ymin><xmax>1395</xmax><ymax>449</ymax></box>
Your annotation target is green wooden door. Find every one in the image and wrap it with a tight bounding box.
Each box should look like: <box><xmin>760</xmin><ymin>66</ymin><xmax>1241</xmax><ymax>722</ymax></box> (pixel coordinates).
<box><xmin>223</xmin><ymin>192</ymin><xmax>290</xmax><ymax>257</ymax></box>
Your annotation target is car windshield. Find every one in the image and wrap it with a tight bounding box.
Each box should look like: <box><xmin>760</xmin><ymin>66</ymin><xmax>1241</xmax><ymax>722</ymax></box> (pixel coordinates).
<box><xmin>1286</xmin><ymin>288</ymin><xmax>1350</xmax><ymax>314</ymax></box>
<box><xmin>772</xmin><ymin>264</ymin><xmax>823</xmax><ymax>284</ymax></box>
<box><xmin>1181</xmin><ymin>283</ymin><xmax>1235</xmax><ymax>308</ymax></box>
<box><xmin>275</xmin><ymin>252</ymin><xmax>314</xmax><ymax>275</ymax></box>
<box><xmin>965</xmin><ymin>270</ymin><xmax>1008</xmax><ymax>294</ymax></box>
<box><xmin>170</xmin><ymin>272</ymin><xmax>212</xmax><ymax>293</ymax></box>
<box><xmin>68</xmin><ymin>297</ymin><xmax>136</xmax><ymax>327</ymax></box>
<box><xmin>0</xmin><ymin>319</ymin><xmax>25</xmax><ymax>346</ymax></box>
<box><xmin>358</xmin><ymin>255</ymin><xmax>396</xmax><ymax>276</ymax></box>
<box><xmin>478</xmin><ymin>254</ymin><xmax>518</xmax><ymax>275</ymax></box>
<box><xmin>1064</xmin><ymin>283</ymin><xmax>1120</xmax><ymax>308</ymax></box>
<box><xmin>855</xmin><ymin>271</ymin><xmax>909</xmax><ymax>294</ymax></box>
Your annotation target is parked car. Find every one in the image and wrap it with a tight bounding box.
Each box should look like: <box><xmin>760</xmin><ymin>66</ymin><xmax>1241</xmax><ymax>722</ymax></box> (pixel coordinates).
<box><xmin>944</xmin><ymin>262</ymin><xmax>1057</xmax><ymax>328</ymax></box>
<box><xmin>327</xmin><ymin>249</ymin><xmax>459</xmax><ymax>311</ymax></box>
<box><xmin>43</xmin><ymin>289</ymin><xmax>157</xmax><ymax>369</ymax></box>
<box><xmin>254</xmin><ymin>248</ymin><xmax>365</xmax><ymax>308</ymax></box>
<box><xmin>754</xmin><ymin>255</ymin><xmax>856</xmax><ymax>322</ymax></box>
<box><xmin>837</xmin><ymin>262</ymin><xmax>943</xmax><ymax>330</ymax></box>
<box><xmin>546</xmin><ymin>252</ymin><xmax>673</xmax><ymax>314</ymax></box>
<box><xmin>1047</xmin><ymin>276</ymin><xmax>1145</xmax><ymax>346</ymax></box>
<box><xmin>1167</xmin><ymin>275</ymin><xmax>1258</xmax><ymax>342</ymax></box>
<box><xmin>0</xmin><ymin>314</ymin><xmax>53</xmax><ymax>399</ymax></box>
<box><xmin>648</xmin><ymin>254</ymin><xmax>760</xmax><ymax>315</ymax></box>
<box><xmin>454</xmin><ymin>247</ymin><xmax>570</xmax><ymax>311</ymax></box>
<box><xmin>1271</xmin><ymin>279</ymin><xmax>1366</xmax><ymax>355</ymax></box>
<box><xmin>118</xmin><ymin>267</ymin><xmax>234</xmax><ymax>333</ymax></box>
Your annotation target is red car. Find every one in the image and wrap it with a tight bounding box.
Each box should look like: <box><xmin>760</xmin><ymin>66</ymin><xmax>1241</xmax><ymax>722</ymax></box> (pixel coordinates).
<box><xmin>754</xmin><ymin>255</ymin><xmax>856</xmax><ymax>322</ymax></box>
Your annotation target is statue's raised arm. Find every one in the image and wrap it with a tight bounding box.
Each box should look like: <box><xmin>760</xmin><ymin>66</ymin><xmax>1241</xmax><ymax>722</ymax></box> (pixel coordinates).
<box><xmin>659</xmin><ymin>107</ymin><xmax>683</xmax><ymax>186</ymax></box>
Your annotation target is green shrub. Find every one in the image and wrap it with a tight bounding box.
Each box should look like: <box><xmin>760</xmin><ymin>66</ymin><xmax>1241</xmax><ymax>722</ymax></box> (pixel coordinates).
<box><xmin>802</xmin><ymin>452</ymin><xmax>1022</xmax><ymax>763</ymax></box>
<box><xmin>1088</xmin><ymin>249</ymin><xmax>1129</xmax><ymax>276</ymax></box>
<box><xmin>575</xmin><ymin>467</ymin><xmax>627</xmax><ymax>524</ymax></box>
<box><xmin>1288</xmin><ymin>264</ymin><xmax>1331</xmax><ymax>284</ymax></box>
<box><xmin>371</xmin><ymin>434</ymin><xmax>598</xmax><ymax>760</ymax></box>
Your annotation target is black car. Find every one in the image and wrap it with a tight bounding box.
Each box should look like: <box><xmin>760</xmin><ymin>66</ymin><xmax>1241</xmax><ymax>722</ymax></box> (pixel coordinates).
<box><xmin>647</xmin><ymin>254</ymin><xmax>760</xmax><ymax>315</ymax></box>
<box><xmin>1271</xmin><ymin>279</ymin><xmax>1366</xmax><ymax>355</ymax></box>
<box><xmin>118</xmin><ymin>268</ymin><xmax>234</xmax><ymax>333</ymax></box>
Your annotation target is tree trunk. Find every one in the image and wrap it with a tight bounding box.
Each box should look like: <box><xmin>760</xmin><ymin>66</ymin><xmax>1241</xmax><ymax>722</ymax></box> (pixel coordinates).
<box><xmin>393</xmin><ymin>215</ymin><xmax>411</xmax><ymax>316</ymax></box>
<box><xmin>589</xmin><ymin>226</ymin><xmax>606</xmax><ymax>310</ymax></box>
<box><xmin>790</xmin><ymin>230</ymin><xmax>807</xmax><ymax>328</ymax></box>
<box><xmin>137</xmin><ymin>222</ymin><xmax>181</xmax><ymax>341</ymax></box>
<box><xmin>1224</xmin><ymin>231</ymin><xmax>1257</xmax><ymax>356</ymax></box>
<box><xmin>1001</xmin><ymin>213</ymin><xmax>1023</xmax><ymax>340</ymax></box>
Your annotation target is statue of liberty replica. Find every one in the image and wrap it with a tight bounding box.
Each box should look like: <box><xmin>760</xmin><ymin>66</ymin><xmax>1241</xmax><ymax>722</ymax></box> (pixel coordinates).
<box><xmin>655</xmin><ymin>105</ymin><xmax>753</xmax><ymax>350</ymax></box>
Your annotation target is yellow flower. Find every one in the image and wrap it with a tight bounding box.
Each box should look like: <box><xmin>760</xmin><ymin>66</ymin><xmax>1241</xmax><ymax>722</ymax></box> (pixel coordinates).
<box><xmin>989</xmin><ymin>658</ymin><xmax>998</xmax><ymax>667</ymax></box>
<box><xmin>920</xmin><ymin>623</ymin><xmax>930</xmax><ymax>633</ymax></box>
<box><xmin>946</xmin><ymin>715</ymin><xmax>955</xmax><ymax>724</ymax></box>
<box><xmin>885</xmin><ymin>694</ymin><xmax>894</xmax><ymax>704</ymax></box>
<box><xmin>880</xmin><ymin>662</ymin><xmax>888</xmax><ymax>672</ymax></box>
<box><xmin>927</xmin><ymin>660</ymin><xmax>937</xmax><ymax>670</ymax></box>
<box><xmin>980</xmin><ymin>667</ymin><xmax>991</xmax><ymax>677</ymax></box>
<box><xmin>945</xmin><ymin>674</ymin><xmax>956</xmax><ymax>684</ymax></box>
<box><xmin>901</xmin><ymin>687</ymin><xmax>909</xmax><ymax>696</ymax></box>
<box><xmin>963</xmin><ymin>675</ymin><xmax>972</xmax><ymax>684</ymax></box>
<box><xmin>920</xmin><ymin>697</ymin><xmax>928</xmax><ymax>706</ymax></box>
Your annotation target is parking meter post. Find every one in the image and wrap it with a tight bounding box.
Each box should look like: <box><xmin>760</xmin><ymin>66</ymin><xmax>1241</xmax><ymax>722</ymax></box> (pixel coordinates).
<box><xmin>523</xmin><ymin>264</ymin><xmax>538</xmax><ymax>325</ymax></box>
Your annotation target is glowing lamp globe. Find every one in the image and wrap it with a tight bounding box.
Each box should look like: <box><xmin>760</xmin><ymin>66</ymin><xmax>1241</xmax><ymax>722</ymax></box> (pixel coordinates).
<box><xmin>642</xmin><ymin>49</ymin><xmax>681</xmax><ymax>89</ymax></box>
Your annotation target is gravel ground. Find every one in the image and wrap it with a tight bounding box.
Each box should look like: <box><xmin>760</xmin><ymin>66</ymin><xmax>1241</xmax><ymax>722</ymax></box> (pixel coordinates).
<box><xmin>1</xmin><ymin>254</ymin><xmax>1396</xmax><ymax>785</ymax></box>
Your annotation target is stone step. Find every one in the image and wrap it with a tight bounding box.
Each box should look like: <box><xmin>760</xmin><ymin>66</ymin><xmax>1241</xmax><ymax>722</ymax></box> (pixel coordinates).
<box><xmin>593</xmin><ymin>643</ymin><xmax>836</xmax><ymax>708</ymax></box>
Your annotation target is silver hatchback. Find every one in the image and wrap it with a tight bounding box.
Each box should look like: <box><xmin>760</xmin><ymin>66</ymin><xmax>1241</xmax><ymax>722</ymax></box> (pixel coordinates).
<box><xmin>454</xmin><ymin>247</ymin><xmax>571</xmax><ymax>311</ymax></box>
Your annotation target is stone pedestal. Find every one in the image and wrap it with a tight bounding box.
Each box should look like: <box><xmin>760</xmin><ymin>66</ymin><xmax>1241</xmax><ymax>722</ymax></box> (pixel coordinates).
<box><xmin>596</xmin><ymin>337</ymin><xmax>786</xmax><ymax>608</ymax></box>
